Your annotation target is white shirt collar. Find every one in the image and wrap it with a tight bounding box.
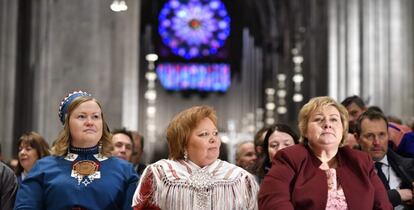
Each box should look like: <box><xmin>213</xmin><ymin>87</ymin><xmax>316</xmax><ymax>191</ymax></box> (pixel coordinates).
<box><xmin>377</xmin><ymin>154</ymin><xmax>389</xmax><ymax>167</ymax></box>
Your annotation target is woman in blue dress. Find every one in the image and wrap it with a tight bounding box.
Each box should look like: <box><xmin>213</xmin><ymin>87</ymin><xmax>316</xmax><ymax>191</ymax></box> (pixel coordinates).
<box><xmin>14</xmin><ymin>91</ymin><xmax>138</xmax><ymax>210</ymax></box>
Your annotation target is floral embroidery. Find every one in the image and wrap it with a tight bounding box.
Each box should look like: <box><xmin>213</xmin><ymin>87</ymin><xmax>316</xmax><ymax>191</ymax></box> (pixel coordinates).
<box><xmin>325</xmin><ymin>168</ymin><xmax>348</xmax><ymax>210</ymax></box>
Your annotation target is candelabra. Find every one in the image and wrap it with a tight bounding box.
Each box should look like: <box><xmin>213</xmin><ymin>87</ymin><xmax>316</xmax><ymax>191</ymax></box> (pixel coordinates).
<box><xmin>292</xmin><ymin>49</ymin><xmax>304</xmax><ymax>102</ymax></box>
<box><xmin>276</xmin><ymin>74</ymin><xmax>287</xmax><ymax>115</ymax></box>
<box><xmin>110</xmin><ymin>0</ymin><xmax>128</xmax><ymax>12</ymax></box>
<box><xmin>291</xmin><ymin>27</ymin><xmax>305</xmax><ymax>103</ymax></box>
<box><xmin>265</xmin><ymin>88</ymin><xmax>276</xmax><ymax>125</ymax></box>
<box><xmin>144</xmin><ymin>54</ymin><xmax>158</xmax><ymax>145</ymax></box>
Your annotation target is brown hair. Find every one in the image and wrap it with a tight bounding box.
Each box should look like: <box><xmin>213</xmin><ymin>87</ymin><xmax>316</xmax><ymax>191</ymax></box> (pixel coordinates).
<box><xmin>16</xmin><ymin>131</ymin><xmax>50</xmax><ymax>175</ymax></box>
<box><xmin>254</xmin><ymin>126</ymin><xmax>269</xmax><ymax>148</ymax></box>
<box><xmin>112</xmin><ymin>127</ymin><xmax>134</xmax><ymax>147</ymax></box>
<box><xmin>51</xmin><ymin>95</ymin><xmax>113</xmax><ymax>156</ymax></box>
<box><xmin>354</xmin><ymin>109</ymin><xmax>388</xmax><ymax>137</ymax></box>
<box><xmin>298</xmin><ymin>96</ymin><xmax>349</xmax><ymax>146</ymax></box>
<box><xmin>166</xmin><ymin>106</ymin><xmax>217</xmax><ymax>160</ymax></box>
<box><xmin>255</xmin><ymin>123</ymin><xmax>299</xmax><ymax>178</ymax></box>
<box><xmin>131</xmin><ymin>131</ymin><xmax>144</xmax><ymax>151</ymax></box>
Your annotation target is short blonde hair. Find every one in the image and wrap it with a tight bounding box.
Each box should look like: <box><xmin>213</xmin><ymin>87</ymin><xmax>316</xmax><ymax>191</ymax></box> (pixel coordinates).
<box><xmin>298</xmin><ymin>96</ymin><xmax>349</xmax><ymax>146</ymax></box>
<box><xmin>166</xmin><ymin>106</ymin><xmax>217</xmax><ymax>160</ymax></box>
<box><xmin>52</xmin><ymin>96</ymin><xmax>113</xmax><ymax>157</ymax></box>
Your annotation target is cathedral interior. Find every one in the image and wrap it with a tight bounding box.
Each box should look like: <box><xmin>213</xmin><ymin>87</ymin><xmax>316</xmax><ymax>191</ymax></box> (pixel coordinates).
<box><xmin>0</xmin><ymin>0</ymin><xmax>413</xmax><ymax>162</ymax></box>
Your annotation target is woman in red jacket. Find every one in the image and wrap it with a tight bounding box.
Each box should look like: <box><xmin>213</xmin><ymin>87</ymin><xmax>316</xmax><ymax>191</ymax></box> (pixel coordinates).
<box><xmin>258</xmin><ymin>96</ymin><xmax>392</xmax><ymax>210</ymax></box>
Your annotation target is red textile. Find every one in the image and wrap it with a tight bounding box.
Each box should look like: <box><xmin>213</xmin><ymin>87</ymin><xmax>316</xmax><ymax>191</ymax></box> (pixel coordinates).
<box><xmin>133</xmin><ymin>171</ymin><xmax>161</xmax><ymax>210</ymax></box>
<box><xmin>258</xmin><ymin>144</ymin><xmax>392</xmax><ymax>210</ymax></box>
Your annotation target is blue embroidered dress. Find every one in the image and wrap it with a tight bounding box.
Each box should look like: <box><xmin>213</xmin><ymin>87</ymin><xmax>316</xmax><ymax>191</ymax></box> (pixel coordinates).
<box><xmin>14</xmin><ymin>146</ymin><xmax>138</xmax><ymax>210</ymax></box>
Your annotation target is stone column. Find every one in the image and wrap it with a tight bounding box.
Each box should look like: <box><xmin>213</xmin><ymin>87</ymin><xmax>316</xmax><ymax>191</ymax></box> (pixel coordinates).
<box><xmin>28</xmin><ymin>0</ymin><xmax>141</xmax><ymax>145</ymax></box>
<box><xmin>0</xmin><ymin>0</ymin><xmax>18</xmax><ymax>159</ymax></box>
<box><xmin>328</xmin><ymin>0</ymin><xmax>414</xmax><ymax>119</ymax></box>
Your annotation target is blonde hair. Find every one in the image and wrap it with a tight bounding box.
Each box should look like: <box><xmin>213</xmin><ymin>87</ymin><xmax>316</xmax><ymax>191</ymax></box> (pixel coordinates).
<box><xmin>51</xmin><ymin>96</ymin><xmax>113</xmax><ymax>156</ymax></box>
<box><xmin>166</xmin><ymin>106</ymin><xmax>217</xmax><ymax>160</ymax></box>
<box><xmin>298</xmin><ymin>96</ymin><xmax>349</xmax><ymax>146</ymax></box>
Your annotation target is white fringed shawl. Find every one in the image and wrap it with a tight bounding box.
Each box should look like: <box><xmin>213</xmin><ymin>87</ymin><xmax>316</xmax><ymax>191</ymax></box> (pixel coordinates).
<box><xmin>132</xmin><ymin>159</ymin><xmax>259</xmax><ymax>210</ymax></box>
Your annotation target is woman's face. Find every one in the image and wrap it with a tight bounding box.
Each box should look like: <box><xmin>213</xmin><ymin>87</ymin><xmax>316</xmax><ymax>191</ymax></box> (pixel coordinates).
<box><xmin>305</xmin><ymin>105</ymin><xmax>343</xmax><ymax>151</ymax></box>
<box><xmin>268</xmin><ymin>130</ymin><xmax>295</xmax><ymax>162</ymax></box>
<box><xmin>18</xmin><ymin>143</ymin><xmax>39</xmax><ymax>173</ymax></box>
<box><xmin>186</xmin><ymin>117</ymin><xmax>221</xmax><ymax>167</ymax></box>
<box><xmin>69</xmin><ymin>100</ymin><xmax>103</xmax><ymax>148</ymax></box>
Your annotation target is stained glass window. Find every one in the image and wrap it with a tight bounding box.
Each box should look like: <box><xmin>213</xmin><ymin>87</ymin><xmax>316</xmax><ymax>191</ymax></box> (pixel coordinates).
<box><xmin>158</xmin><ymin>0</ymin><xmax>231</xmax><ymax>59</ymax></box>
<box><xmin>156</xmin><ymin>63</ymin><xmax>231</xmax><ymax>91</ymax></box>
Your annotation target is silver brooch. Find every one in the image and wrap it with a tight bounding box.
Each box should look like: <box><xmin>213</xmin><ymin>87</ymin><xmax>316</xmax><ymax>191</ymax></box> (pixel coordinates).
<box><xmin>188</xmin><ymin>169</ymin><xmax>214</xmax><ymax>209</ymax></box>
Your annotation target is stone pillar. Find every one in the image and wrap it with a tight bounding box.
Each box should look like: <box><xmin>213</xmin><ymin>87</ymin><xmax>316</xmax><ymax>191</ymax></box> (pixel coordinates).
<box><xmin>328</xmin><ymin>0</ymin><xmax>414</xmax><ymax>119</ymax></box>
<box><xmin>0</xmin><ymin>0</ymin><xmax>18</xmax><ymax>159</ymax></box>
<box><xmin>27</xmin><ymin>0</ymin><xmax>141</xmax><ymax>145</ymax></box>
<box><xmin>328</xmin><ymin>0</ymin><xmax>361</xmax><ymax>100</ymax></box>
<box><xmin>121</xmin><ymin>0</ymin><xmax>140</xmax><ymax>131</ymax></box>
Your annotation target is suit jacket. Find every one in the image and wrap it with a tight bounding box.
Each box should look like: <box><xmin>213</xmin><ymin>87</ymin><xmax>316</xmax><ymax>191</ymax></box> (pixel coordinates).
<box><xmin>134</xmin><ymin>163</ymin><xmax>147</xmax><ymax>176</ymax></box>
<box><xmin>0</xmin><ymin>162</ymin><xmax>18</xmax><ymax>210</ymax></box>
<box><xmin>385</xmin><ymin>149</ymin><xmax>414</xmax><ymax>207</ymax></box>
<box><xmin>258</xmin><ymin>144</ymin><xmax>392</xmax><ymax>210</ymax></box>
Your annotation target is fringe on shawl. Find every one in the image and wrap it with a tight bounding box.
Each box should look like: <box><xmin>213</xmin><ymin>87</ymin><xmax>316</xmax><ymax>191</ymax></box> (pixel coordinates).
<box><xmin>133</xmin><ymin>163</ymin><xmax>259</xmax><ymax>210</ymax></box>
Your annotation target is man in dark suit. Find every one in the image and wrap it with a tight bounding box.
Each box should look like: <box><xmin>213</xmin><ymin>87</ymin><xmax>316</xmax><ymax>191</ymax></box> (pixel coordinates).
<box><xmin>355</xmin><ymin>110</ymin><xmax>414</xmax><ymax>209</ymax></box>
<box><xmin>0</xmin><ymin>144</ymin><xmax>18</xmax><ymax>210</ymax></box>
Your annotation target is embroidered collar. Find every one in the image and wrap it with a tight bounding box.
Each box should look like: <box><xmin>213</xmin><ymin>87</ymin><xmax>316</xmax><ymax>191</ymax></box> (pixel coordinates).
<box><xmin>64</xmin><ymin>145</ymin><xmax>108</xmax><ymax>162</ymax></box>
<box><xmin>155</xmin><ymin>159</ymin><xmax>244</xmax><ymax>183</ymax></box>
<box><xmin>134</xmin><ymin>159</ymin><xmax>259</xmax><ymax>210</ymax></box>
<box><xmin>64</xmin><ymin>145</ymin><xmax>108</xmax><ymax>187</ymax></box>
<box><xmin>70</xmin><ymin>145</ymin><xmax>99</xmax><ymax>154</ymax></box>
<box><xmin>65</xmin><ymin>153</ymin><xmax>108</xmax><ymax>162</ymax></box>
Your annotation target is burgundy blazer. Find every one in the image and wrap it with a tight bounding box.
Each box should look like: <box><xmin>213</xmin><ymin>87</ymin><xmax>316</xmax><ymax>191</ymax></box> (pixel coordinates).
<box><xmin>258</xmin><ymin>144</ymin><xmax>392</xmax><ymax>210</ymax></box>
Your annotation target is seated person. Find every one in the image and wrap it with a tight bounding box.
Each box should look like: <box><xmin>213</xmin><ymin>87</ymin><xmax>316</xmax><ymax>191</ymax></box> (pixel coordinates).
<box><xmin>16</xmin><ymin>131</ymin><xmax>50</xmax><ymax>185</ymax></box>
<box><xmin>111</xmin><ymin>128</ymin><xmax>134</xmax><ymax>161</ymax></box>
<box><xmin>355</xmin><ymin>109</ymin><xmax>414</xmax><ymax>209</ymax></box>
<box><xmin>235</xmin><ymin>141</ymin><xmax>257</xmax><ymax>173</ymax></box>
<box><xmin>259</xmin><ymin>96</ymin><xmax>391</xmax><ymax>209</ymax></box>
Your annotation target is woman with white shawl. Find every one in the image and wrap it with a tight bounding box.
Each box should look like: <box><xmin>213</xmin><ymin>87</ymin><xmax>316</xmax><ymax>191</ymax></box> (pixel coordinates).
<box><xmin>132</xmin><ymin>106</ymin><xmax>259</xmax><ymax>210</ymax></box>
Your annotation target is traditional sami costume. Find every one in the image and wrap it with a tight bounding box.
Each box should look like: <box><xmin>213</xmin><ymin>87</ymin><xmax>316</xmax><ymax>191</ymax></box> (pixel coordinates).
<box><xmin>14</xmin><ymin>145</ymin><xmax>138</xmax><ymax>210</ymax></box>
<box><xmin>132</xmin><ymin>159</ymin><xmax>259</xmax><ymax>210</ymax></box>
